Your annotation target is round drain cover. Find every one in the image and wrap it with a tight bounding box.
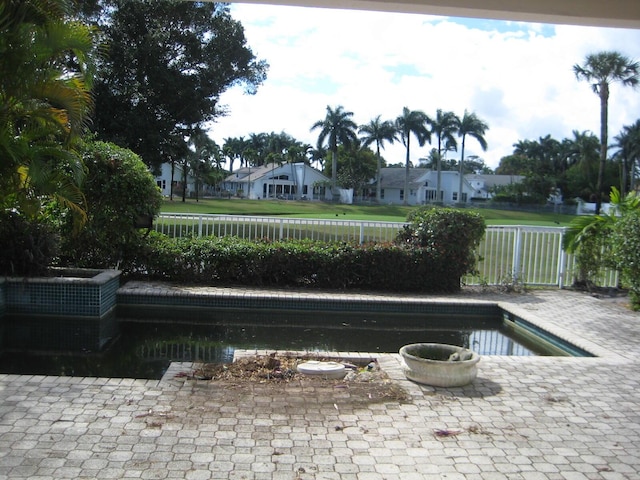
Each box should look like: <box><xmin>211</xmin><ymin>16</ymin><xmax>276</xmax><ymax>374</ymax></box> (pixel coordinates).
<box><xmin>297</xmin><ymin>361</ymin><xmax>346</xmax><ymax>379</ymax></box>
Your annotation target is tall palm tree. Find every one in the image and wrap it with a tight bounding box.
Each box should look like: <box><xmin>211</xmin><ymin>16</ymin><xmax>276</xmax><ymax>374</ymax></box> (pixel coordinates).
<box><xmin>456</xmin><ymin>111</ymin><xmax>489</xmax><ymax>203</ymax></box>
<box><xmin>0</xmin><ymin>0</ymin><xmax>95</xmax><ymax>222</ymax></box>
<box><xmin>574</xmin><ymin>51</ymin><xmax>640</xmax><ymax>213</ymax></box>
<box><xmin>429</xmin><ymin>110</ymin><xmax>459</xmax><ymax>202</ymax></box>
<box><xmin>311</xmin><ymin>105</ymin><xmax>358</xmax><ymax>194</ymax></box>
<box><xmin>359</xmin><ymin>116</ymin><xmax>398</xmax><ymax>203</ymax></box>
<box><xmin>395</xmin><ymin>107</ymin><xmax>430</xmax><ymax>206</ymax></box>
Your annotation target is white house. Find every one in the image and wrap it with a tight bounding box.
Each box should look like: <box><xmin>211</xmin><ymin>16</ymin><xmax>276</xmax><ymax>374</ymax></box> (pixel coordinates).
<box><xmin>464</xmin><ymin>174</ymin><xmax>525</xmax><ymax>200</ymax></box>
<box><xmin>154</xmin><ymin>162</ymin><xmax>201</xmax><ymax>198</ymax></box>
<box><xmin>221</xmin><ymin>163</ymin><xmax>333</xmax><ymax>201</ymax></box>
<box><xmin>374</xmin><ymin>168</ymin><xmax>524</xmax><ymax>206</ymax></box>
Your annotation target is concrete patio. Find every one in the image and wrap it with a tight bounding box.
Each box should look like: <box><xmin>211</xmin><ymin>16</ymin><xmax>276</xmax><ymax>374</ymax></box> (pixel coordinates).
<box><xmin>0</xmin><ymin>286</ymin><xmax>638</xmax><ymax>479</ymax></box>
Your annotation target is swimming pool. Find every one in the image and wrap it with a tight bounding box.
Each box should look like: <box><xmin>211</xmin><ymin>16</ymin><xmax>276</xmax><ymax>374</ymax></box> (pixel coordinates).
<box><xmin>0</xmin><ymin>307</ymin><xmax>588</xmax><ymax>379</ymax></box>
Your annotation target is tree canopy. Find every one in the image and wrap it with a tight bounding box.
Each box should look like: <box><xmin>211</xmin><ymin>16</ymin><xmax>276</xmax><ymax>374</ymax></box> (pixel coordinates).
<box><xmin>0</xmin><ymin>0</ymin><xmax>96</xmax><ymax>222</ymax></box>
<box><xmin>82</xmin><ymin>0</ymin><xmax>268</xmax><ymax>172</ymax></box>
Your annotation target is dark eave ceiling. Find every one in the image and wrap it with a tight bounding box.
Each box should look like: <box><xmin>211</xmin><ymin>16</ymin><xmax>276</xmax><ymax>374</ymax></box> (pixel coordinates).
<box><xmin>232</xmin><ymin>0</ymin><xmax>640</xmax><ymax>29</ymax></box>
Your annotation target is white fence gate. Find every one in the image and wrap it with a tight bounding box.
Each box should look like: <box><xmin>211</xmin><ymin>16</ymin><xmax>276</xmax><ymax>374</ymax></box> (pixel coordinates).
<box><xmin>155</xmin><ymin>214</ymin><xmax>618</xmax><ymax>288</ymax></box>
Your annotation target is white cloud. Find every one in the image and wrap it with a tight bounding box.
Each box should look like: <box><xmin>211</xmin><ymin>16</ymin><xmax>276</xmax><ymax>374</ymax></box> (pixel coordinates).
<box><xmin>210</xmin><ymin>4</ymin><xmax>640</xmax><ymax>170</ymax></box>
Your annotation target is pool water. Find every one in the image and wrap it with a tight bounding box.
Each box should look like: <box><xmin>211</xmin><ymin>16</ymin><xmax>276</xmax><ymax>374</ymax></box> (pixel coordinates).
<box><xmin>0</xmin><ymin>310</ymin><xmax>543</xmax><ymax>379</ymax></box>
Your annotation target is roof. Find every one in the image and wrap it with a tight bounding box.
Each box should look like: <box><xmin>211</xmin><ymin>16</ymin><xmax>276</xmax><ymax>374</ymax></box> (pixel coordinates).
<box><xmin>378</xmin><ymin>168</ymin><xmax>430</xmax><ymax>189</ymax></box>
<box><xmin>223</xmin><ymin>163</ymin><xmax>328</xmax><ymax>183</ymax></box>
<box><xmin>466</xmin><ymin>174</ymin><xmax>525</xmax><ymax>189</ymax></box>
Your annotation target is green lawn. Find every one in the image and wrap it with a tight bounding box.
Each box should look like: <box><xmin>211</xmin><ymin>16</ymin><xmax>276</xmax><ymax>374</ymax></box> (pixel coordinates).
<box><xmin>161</xmin><ymin>198</ymin><xmax>576</xmax><ymax>226</ymax></box>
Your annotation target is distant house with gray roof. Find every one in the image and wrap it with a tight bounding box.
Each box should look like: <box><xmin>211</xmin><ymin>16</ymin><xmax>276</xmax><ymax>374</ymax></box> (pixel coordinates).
<box><xmin>221</xmin><ymin>163</ymin><xmax>332</xmax><ymax>201</ymax></box>
<box><xmin>373</xmin><ymin>168</ymin><xmax>524</xmax><ymax>206</ymax></box>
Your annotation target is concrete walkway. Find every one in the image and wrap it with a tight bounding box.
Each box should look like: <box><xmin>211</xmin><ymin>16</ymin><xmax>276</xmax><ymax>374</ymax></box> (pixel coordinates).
<box><xmin>0</xmin><ymin>287</ymin><xmax>639</xmax><ymax>479</ymax></box>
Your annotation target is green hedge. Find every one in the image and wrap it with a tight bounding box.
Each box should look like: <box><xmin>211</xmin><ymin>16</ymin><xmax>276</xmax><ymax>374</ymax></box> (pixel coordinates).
<box><xmin>116</xmin><ymin>208</ymin><xmax>486</xmax><ymax>293</ymax></box>
<box><xmin>121</xmin><ymin>234</ymin><xmax>464</xmax><ymax>292</ymax></box>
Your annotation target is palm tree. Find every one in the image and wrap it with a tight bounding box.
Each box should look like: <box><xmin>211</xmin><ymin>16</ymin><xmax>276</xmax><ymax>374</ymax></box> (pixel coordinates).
<box><xmin>311</xmin><ymin>105</ymin><xmax>358</xmax><ymax>194</ymax></box>
<box><xmin>0</xmin><ymin>0</ymin><xmax>95</xmax><ymax>222</ymax></box>
<box><xmin>456</xmin><ymin>111</ymin><xmax>488</xmax><ymax>203</ymax></box>
<box><xmin>359</xmin><ymin>116</ymin><xmax>398</xmax><ymax>203</ymax></box>
<box><xmin>574</xmin><ymin>51</ymin><xmax>640</xmax><ymax>213</ymax></box>
<box><xmin>395</xmin><ymin>107</ymin><xmax>431</xmax><ymax>206</ymax></box>
<box><xmin>613</xmin><ymin>121</ymin><xmax>640</xmax><ymax>196</ymax></box>
<box><xmin>309</xmin><ymin>146</ymin><xmax>327</xmax><ymax>170</ymax></box>
<box><xmin>429</xmin><ymin>110</ymin><xmax>459</xmax><ymax>202</ymax></box>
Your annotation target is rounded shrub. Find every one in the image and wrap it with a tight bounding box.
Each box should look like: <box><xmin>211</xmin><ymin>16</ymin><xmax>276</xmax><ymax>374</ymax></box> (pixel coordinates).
<box><xmin>59</xmin><ymin>140</ymin><xmax>162</xmax><ymax>269</ymax></box>
<box><xmin>396</xmin><ymin>206</ymin><xmax>486</xmax><ymax>289</ymax></box>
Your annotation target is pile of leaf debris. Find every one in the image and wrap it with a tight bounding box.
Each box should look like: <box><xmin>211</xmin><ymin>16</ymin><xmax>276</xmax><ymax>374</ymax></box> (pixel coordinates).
<box><xmin>175</xmin><ymin>353</ymin><xmax>409</xmax><ymax>404</ymax></box>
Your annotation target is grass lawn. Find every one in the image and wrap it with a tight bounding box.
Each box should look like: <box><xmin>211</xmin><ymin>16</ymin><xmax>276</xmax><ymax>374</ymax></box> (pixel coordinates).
<box><xmin>161</xmin><ymin>198</ymin><xmax>575</xmax><ymax>226</ymax></box>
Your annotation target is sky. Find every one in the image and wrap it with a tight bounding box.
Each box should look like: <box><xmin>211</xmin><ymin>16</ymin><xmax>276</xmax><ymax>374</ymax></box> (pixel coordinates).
<box><xmin>209</xmin><ymin>3</ymin><xmax>640</xmax><ymax>171</ymax></box>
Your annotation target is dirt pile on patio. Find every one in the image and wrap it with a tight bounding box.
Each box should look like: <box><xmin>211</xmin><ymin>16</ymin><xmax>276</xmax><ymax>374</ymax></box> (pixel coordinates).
<box><xmin>175</xmin><ymin>353</ymin><xmax>409</xmax><ymax>405</ymax></box>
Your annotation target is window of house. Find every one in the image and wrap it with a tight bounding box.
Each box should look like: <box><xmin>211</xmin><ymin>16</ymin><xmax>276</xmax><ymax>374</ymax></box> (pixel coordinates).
<box><xmin>381</xmin><ymin>189</ymin><xmax>385</xmax><ymax>199</ymax></box>
<box><xmin>400</xmin><ymin>189</ymin><xmax>404</xmax><ymax>201</ymax></box>
<box><xmin>452</xmin><ymin>192</ymin><xmax>458</xmax><ymax>201</ymax></box>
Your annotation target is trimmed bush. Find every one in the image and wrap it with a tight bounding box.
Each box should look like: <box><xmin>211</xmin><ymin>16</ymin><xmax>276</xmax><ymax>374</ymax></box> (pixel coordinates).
<box><xmin>396</xmin><ymin>207</ymin><xmax>486</xmax><ymax>284</ymax></box>
<box><xmin>58</xmin><ymin>141</ymin><xmax>163</xmax><ymax>269</ymax></box>
<box><xmin>119</xmin><ymin>232</ymin><xmax>474</xmax><ymax>293</ymax></box>
<box><xmin>611</xmin><ymin>210</ymin><xmax>640</xmax><ymax>309</ymax></box>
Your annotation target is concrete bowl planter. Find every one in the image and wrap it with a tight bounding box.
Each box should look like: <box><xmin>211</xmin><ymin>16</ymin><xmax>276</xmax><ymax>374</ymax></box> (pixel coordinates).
<box><xmin>399</xmin><ymin>343</ymin><xmax>480</xmax><ymax>387</ymax></box>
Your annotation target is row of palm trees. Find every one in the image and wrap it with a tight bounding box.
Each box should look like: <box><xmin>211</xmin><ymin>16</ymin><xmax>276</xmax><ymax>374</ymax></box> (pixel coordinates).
<box><xmin>216</xmin><ymin>106</ymin><xmax>489</xmax><ymax>206</ymax></box>
<box><xmin>311</xmin><ymin>106</ymin><xmax>489</xmax><ymax>205</ymax></box>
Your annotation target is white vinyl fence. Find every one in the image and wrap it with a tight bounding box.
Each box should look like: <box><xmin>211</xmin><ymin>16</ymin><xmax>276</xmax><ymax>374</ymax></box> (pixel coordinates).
<box><xmin>155</xmin><ymin>213</ymin><xmax>618</xmax><ymax>288</ymax></box>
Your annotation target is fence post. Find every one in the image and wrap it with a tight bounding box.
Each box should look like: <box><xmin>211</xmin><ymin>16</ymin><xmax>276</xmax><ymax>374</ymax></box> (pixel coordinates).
<box><xmin>557</xmin><ymin>229</ymin><xmax>567</xmax><ymax>289</ymax></box>
<box><xmin>279</xmin><ymin>219</ymin><xmax>284</xmax><ymax>241</ymax></box>
<box><xmin>359</xmin><ymin>223</ymin><xmax>365</xmax><ymax>245</ymax></box>
<box><xmin>198</xmin><ymin>215</ymin><xmax>203</xmax><ymax>237</ymax></box>
<box><xmin>512</xmin><ymin>226</ymin><xmax>522</xmax><ymax>282</ymax></box>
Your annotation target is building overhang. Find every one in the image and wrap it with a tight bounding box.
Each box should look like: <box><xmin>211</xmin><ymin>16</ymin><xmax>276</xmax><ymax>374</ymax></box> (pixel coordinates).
<box><xmin>232</xmin><ymin>0</ymin><xmax>640</xmax><ymax>29</ymax></box>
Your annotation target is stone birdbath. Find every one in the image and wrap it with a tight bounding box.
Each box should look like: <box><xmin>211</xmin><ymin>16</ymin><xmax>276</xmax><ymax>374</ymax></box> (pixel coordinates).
<box><xmin>399</xmin><ymin>343</ymin><xmax>480</xmax><ymax>387</ymax></box>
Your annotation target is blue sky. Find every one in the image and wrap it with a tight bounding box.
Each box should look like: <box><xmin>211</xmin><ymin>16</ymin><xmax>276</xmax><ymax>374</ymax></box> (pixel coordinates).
<box><xmin>210</xmin><ymin>3</ymin><xmax>640</xmax><ymax>170</ymax></box>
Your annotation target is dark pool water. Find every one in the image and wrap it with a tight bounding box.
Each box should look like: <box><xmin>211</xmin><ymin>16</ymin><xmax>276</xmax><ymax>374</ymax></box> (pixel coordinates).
<box><xmin>0</xmin><ymin>311</ymin><xmax>538</xmax><ymax>379</ymax></box>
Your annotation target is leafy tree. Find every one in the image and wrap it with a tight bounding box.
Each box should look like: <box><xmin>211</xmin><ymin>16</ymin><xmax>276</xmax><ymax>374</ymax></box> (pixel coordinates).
<box><xmin>84</xmin><ymin>0</ymin><xmax>267</xmax><ymax>172</ymax></box>
<box><xmin>0</xmin><ymin>0</ymin><xmax>95</xmax><ymax>224</ymax></box>
<box><xmin>456</xmin><ymin>111</ymin><xmax>488</xmax><ymax>203</ymax></box>
<box><xmin>311</xmin><ymin>105</ymin><xmax>358</xmax><ymax>194</ymax></box>
<box><xmin>336</xmin><ymin>146</ymin><xmax>377</xmax><ymax>196</ymax></box>
<box><xmin>429</xmin><ymin>110</ymin><xmax>459</xmax><ymax>202</ymax></box>
<box><xmin>359</xmin><ymin>116</ymin><xmax>397</xmax><ymax>203</ymax></box>
<box><xmin>395</xmin><ymin>107</ymin><xmax>431</xmax><ymax>206</ymax></box>
<box><xmin>574</xmin><ymin>51</ymin><xmax>640</xmax><ymax>213</ymax></box>
<box><xmin>495</xmin><ymin>154</ymin><xmax>530</xmax><ymax>175</ymax></box>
